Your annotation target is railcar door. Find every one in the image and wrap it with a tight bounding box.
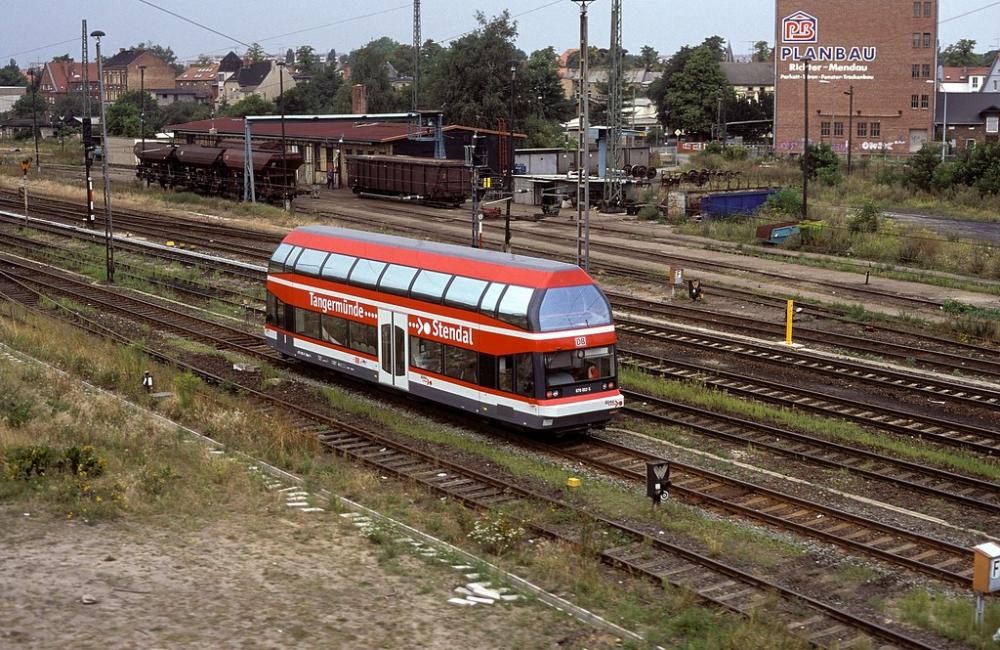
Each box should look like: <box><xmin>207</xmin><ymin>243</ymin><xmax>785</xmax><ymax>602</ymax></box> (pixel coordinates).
<box><xmin>377</xmin><ymin>309</ymin><xmax>409</xmax><ymax>391</ymax></box>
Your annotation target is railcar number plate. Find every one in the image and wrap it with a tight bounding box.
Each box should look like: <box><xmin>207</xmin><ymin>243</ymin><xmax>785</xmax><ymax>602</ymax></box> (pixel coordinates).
<box><xmin>575</xmin><ymin>336</ymin><xmax>587</xmax><ymax>347</ymax></box>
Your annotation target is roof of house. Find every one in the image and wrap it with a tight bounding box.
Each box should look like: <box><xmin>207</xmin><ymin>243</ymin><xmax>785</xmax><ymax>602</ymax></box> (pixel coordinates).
<box><xmin>43</xmin><ymin>60</ymin><xmax>100</xmax><ymax>93</ymax></box>
<box><xmin>936</xmin><ymin>92</ymin><xmax>1000</xmax><ymax>123</ymax></box>
<box><xmin>230</xmin><ymin>62</ymin><xmax>272</xmax><ymax>89</ymax></box>
<box><xmin>940</xmin><ymin>66</ymin><xmax>990</xmax><ymax>82</ymax></box>
<box><xmin>165</xmin><ymin>117</ymin><xmax>525</xmax><ymax>143</ymax></box>
<box><xmin>719</xmin><ymin>62</ymin><xmax>774</xmax><ymax>87</ymax></box>
<box><xmin>104</xmin><ymin>48</ymin><xmax>147</xmax><ymax>68</ymax></box>
<box><xmin>219</xmin><ymin>52</ymin><xmax>243</xmax><ymax>73</ymax></box>
<box><xmin>177</xmin><ymin>63</ymin><xmax>220</xmax><ymax>82</ymax></box>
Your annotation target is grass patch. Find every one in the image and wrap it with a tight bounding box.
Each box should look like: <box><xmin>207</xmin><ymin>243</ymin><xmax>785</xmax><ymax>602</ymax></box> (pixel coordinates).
<box><xmin>621</xmin><ymin>367</ymin><xmax>1000</xmax><ymax>482</ymax></box>
<box><xmin>894</xmin><ymin>589</ymin><xmax>1000</xmax><ymax>649</ymax></box>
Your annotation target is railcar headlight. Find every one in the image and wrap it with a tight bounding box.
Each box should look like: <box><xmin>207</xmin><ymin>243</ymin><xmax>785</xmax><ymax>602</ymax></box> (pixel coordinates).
<box><xmin>545</xmin><ymin>389</ymin><xmax>561</xmax><ymax>398</ymax></box>
<box><xmin>603</xmin><ymin>381</ymin><xmax>615</xmax><ymax>390</ymax></box>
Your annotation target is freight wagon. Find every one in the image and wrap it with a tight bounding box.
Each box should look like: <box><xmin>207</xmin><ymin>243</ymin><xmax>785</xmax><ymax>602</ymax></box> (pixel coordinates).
<box><xmin>347</xmin><ymin>154</ymin><xmax>471</xmax><ymax>206</ymax></box>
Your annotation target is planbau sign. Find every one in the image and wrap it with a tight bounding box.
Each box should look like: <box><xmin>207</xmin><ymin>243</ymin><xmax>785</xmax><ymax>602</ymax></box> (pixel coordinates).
<box><xmin>779</xmin><ymin>11</ymin><xmax>878</xmax><ymax>63</ymax></box>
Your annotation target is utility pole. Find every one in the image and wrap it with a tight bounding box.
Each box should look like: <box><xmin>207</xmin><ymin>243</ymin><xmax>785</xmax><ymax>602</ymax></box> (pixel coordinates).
<box><xmin>28</xmin><ymin>68</ymin><xmax>40</xmax><ymax>172</ymax></box>
<box><xmin>844</xmin><ymin>85</ymin><xmax>854</xmax><ymax>175</ymax></box>
<box><xmin>277</xmin><ymin>62</ymin><xmax>290</xmax><ymax>210</ymax></box>
<box><xmin>92</xmin><ymin>29</ymin><xmax>115</xmax><ymax>283</ymax></box>
<box><xmin>466</xmin><ymin>134</ymin><xmax>483</xmax><ymax>248</ymax></box>
<box><xmin>604</xmin><ymin>0</ymin><xmax>624</xmax><ymax>211</ymax></box>
<box><xmin>412</xmin><ymin>0</ymin><xmax>421</xmax><ymax>111</ymax></box>
<box><xmin>802</xmin><ymin>58</ymin><xmax>810</xmax><ymax>221</ymax></box>
<box><xmin>82</xmin><ymin>19</ymin><xmax>95</xmax><ymax>228</ymax></box>
<box><xmin>139</xmin><ymin>65</ymin><xmax>146</xmax><ymax>155</ymax></box>
<box><xmin>505</xmin><ymin>60</ymin><xmax>518</xmax><ymax>253</ymax></box>
<box><xmin>573</xmin><ymin>0</ymin><xmax>595</xmax><ymax>272</ymax></box>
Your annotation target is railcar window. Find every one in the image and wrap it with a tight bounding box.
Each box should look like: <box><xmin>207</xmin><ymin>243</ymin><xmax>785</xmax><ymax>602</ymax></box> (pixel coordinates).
<box><xmin>378</xmin><ymin>264</ymin><xmax>419</xmax><ymax>296</ymax></box>
<box><xmin>478</xmin><ymin>353</ymin><xmax>497</xmax><ymax>389</ymax></box>
<box><xmin>294</xmin><ymin>308</ymin><xmax>322</xmax><ymax>340</ymax></box>
<box><xmin>283</xmin><ymin>246</ymin><xmax>304</xmax><ymax>272</ymax></box>
<box><xmin>320</xmin><ymin>253</ymin><xmax>357</xmax><ymax>282</ymax></box>
<box><xmin>544</xmin><ymin>346</ymin><xmax>614</xmax><ymax>387</ymax></box>
<box><xmin>320</xmin><ymin>314</ymin><xmax>348</xmax><ymax>346</ymax></box>
<box><xmin>497</xmin><ymin>285</ymin><xmax>535</xmax><ymax>329</ymax></box>
<box><xmin>294</xmin><ymin>248</ymin><xmax>329</xmax><ymax>276</ymax></box>
<box><xmin>479</xmin><ymin>282</ymin><xmax>506</xmax><ymax>317</ymax></box>
<box><xmin>514</xmin><ymin>353</ymin><xmax>534</xmax><ymax>397</ymax></box>
<box><xmin>348</xmin><ymin>259</ymin><xmax>387</xmax><ymax>289</ymax></box>
<box><xmin>266</xmin><ymin>293</ymin><xmax>277</xmax><ymax>324</ymax></box>
<box><xmin>497</xmin><ymin>355</ymin><xmax>514</xmax><ymax>392</ymax></box>
<box><xmin>268</xmin><ymin>243</ymin><xmax>294</xmax><ymax>273</ymax></box>
<box><xmin>444</xmin><ymin>276</ymin><xmax>489</xmax><ymax>310</ymax></box>
<box><xmin>538</xmin><ymin>285</ymin><xmax>612</xmax><ymax>332</ymax></box>
<box><xmin>410</xmin><ymin>270</ymin><xmax>452</xmax><ymax>303</ymax></box>
<box><xmin>410</xmin><ymin>337</ymin><xmax>443</xmax><ymax>374</ymax></box>
<box><xmin>444</xmin><ymin>344</ymin><xmax>477</xmax><ymax>383</ymax></box>
<box><xmin>348</xmin><ymin>321</ymin><xmax>377</xmax><ymax>356</ymax></box>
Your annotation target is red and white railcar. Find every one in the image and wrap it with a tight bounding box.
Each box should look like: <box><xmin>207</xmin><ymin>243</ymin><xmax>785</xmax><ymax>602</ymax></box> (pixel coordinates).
<box><xmin>265</xmin><ymin>226</ymin><xmax>623</xmax><ymax>431</ymax></box>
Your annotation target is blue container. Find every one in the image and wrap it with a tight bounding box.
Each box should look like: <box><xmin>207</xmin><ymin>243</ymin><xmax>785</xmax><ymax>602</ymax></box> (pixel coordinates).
<box><xmin>701</xmin><ymin>189</ymin><xmax>776</xmax><ymax>219</ymax></box>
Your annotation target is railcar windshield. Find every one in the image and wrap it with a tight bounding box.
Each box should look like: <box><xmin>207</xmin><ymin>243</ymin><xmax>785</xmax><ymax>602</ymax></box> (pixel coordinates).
<box><xmin>544</xmin><ymin>346</ymin><xmax>615</xmax><ymax>388</ymax></box>
<box><xmin>537</xmin><ymin>285</ymin><xmax>612</xmax><ymax>332</ymax></box>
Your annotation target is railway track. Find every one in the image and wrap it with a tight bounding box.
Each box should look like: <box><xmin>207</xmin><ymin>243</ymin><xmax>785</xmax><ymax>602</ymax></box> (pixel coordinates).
<box><xmin>616</xmin><ymin>316</ymin><xmax>1000</xmax><ymax>410</ymax></box>
<box><xmin>621</xmin><ymin>349</ymin><xmax>1000</xmax><ymax>456</ymax></box>
<box><xmin>0</xmin><ymin>272</ymin><xmax>946</xmax><ymax>650</ymax></box>
<box><xmin>621</xmin><ymin>388</ymin><xmax>1000</xmax><ymax>513</ymax></box>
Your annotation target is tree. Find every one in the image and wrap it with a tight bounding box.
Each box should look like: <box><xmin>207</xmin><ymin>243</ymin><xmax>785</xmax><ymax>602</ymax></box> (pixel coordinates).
<box><xmin>648</xmin><ymin>36</ymin><xmax>728</xmax><ymax>127</ymax></box>
<box><xmin>52</xmin><ymin>94</ymin><xmax>83</xmax><ymax>121</ymax></box>
<box><xmin>722</xmin><ymin>92</ymin><xmax>773</xmax><ymax>142</ymax></box>
<box><xmin>333</xmin><ymin>39</ymin><xmax>407</xmax><ymax>113</ymax></box>
<box><xmin>0</xmin><ymin>60</ymin><xmax>25</xmax><ymax>86</ymax></box>
<box><xmin>657</xmin><ymin>46</ymin><xmax>733</xmax><ymax>137</ymax></box>
<box><xmin>295</xmin><ymin>45</ymin><xmax>319</xmax><ymax>75</ymax></box>
<box><xmin>194</xmin><ymin>55</ymin><xmax>213</xmax><ymax>66</ymax></box>
<box><xmin>326</xmin><ymin>49</ymin><xmax>337</xmax><ymax>65</ymax></box>
<box><xmin>222</xmin><ymin>94</ymin><xmax>275</xmax><ymax>118</ymax></box>
<box><xmin>425</xmin><ymin>11</ymin><xmax>522</xmax><ymax>129</ymax></box>
<box><xmin>160</xmin><ymin>102</ymin><xmax>212</xmax><ymax>128</ymax></box>
<box><xmin>245</xmin><ymin>43</ymin><xmax>266</xmax><ymax>64</ymax></box>
<box><xmin>904</xmin><ymin>145</ymin><xmax>941</xmax><ymax>192</ymax></box>
<box><xmin>941</xmin><ymin>39</ymin><xmax>979</xmax><ymax>67</ymax></box>
<box><xmin>277</xmin><ymin>65</ymin><xmax>343</xmax><ymax>114</ymax></box>
<box><xmin>105</xmin><ymin>90</ymin><xmax>162</xmax><ymax>137</ymax></box>
<box><xmin>639</xmin><ymin>46</ymin><xmax>659</xmax><ymax>71</ymax></box>
<box><xmin>753</xmin><ymin>41</ymin><xmax>773</xmax><ymax>62</ymax></box>
<box><xmin>285</xmin><ymin>48</ymin><xmax>295</xmax><ymax>66</ymax></box>
<box><xmin>53</xmin><ymin>54</ymin><xmax>73</xmax><ymax>62</ymax></box>
<box><xmin>12</xmin><ymin>92</ymin><xmax>47</xmax><ymax>119</ymax></box>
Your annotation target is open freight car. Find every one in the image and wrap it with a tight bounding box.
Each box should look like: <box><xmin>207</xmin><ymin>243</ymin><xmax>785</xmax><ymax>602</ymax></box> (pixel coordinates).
<box><xmin>347</xmin><ymin>154</ymin><xmax>470</xmax><ymax>206</ymax></box>
<box><xmin>135</xmin><ymin>142</ymin><xmax>304</xmax><ymax>204</ymax></box>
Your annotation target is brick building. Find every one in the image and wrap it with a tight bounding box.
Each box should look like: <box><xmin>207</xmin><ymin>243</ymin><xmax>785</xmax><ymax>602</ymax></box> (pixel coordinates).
<box><xmin>101</xmin><ymin>49</ymin><xmax>176</xmax><ymax>102</ymax></box>
<box><xmin>774</xmin><ymin>0</ymin><xmax>937</xmax><ymax>157</ymax></box>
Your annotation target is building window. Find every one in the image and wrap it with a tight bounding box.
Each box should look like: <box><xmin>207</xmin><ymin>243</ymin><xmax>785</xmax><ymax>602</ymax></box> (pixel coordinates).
<box><xmin>820</xmin><ymin>121</ymin><xmax>831</xmax><ymax>137</ymax></box>
<box><xmin>923</xmin><ymin>33</ymin><xmax>931</xmax><ymax>48</ymax></box>
<box><xmin>987</xmin><ymin>116</ymin><xmax>999</xmax><ymax>134</ymax></box>
<box><xmin>834</xmin><ymin>122</ymin><xmax>844</xmax><ymax>137</ymax></box>
<box><xmin>923</xmin><ymin>1</ymin><xmax>932</xmax><ymax>16</ymax></box>
<box><xmin>922</xmin><ymin>64</ymin><xmax>931</xmax><ymax>78</ymax></box>
<box><xmin>870</xmin><ymin>122</ymin><xmax>881</xmax><ymax>137</ymax></box>
<box><xmin>973</xmin><ymin>77</ymin><xmax>980</xmax><ymax>88</ymax></box>
<box><xmin>913</xmin><ymin>1</ymin><xmax>921</xmax><ymax>16</ymax></box>
<box><xmin>858</xmin><ymin>122</ymin><xmax>868</xmax><ymax>137</ymax></box>
<box><xmin>911</xmin><ymin>64</ymin><xmax>920</xmax><ymax>78</ymax></box>
<box><xmin>911</xmin><ymin>94</ymin><xmax>920</xmax><ymax>109</ymax></box>
<box><xmin>921</xmin><ymin>94</ymin><xmax>929</xmax><ymax>109</ymax></box>
<box><xmin>912</xmin><ymin>33</ymin><xmax>921</xmax><ymax>48</ymax></box>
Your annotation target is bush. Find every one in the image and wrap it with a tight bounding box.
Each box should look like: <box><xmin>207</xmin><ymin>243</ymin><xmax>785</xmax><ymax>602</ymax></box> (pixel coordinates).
<box><xmin>801</xmin><ymin>142</ymin><xmax>839</xmax><ymax>180</ymax></box>
<box><xmin>467</xmin><ymin>511</ymin><xmax>525</xmax><ymax>555</ymax></box>
<box><xmin>61</xmin><ymin>445</ymin><xmax>107</xmax><ymax>479</ymax></box>
<box><xmin>763</xmin><ymin>187</ymin><xmax>803</xmax><ymax>218</ymax></box>
<box><xmin>173</xmin><ymin>371</ymin><xmax>201</xmax><ymax>410</ymax></box>
<box><xmin>722</xmin><ymin>145</ymin><xmax>749</xmax><ymax>161</ymax></box>
<box><xmin>703</xmin><ymin>140</ymin><xmax>724</xmax><ymax>155</ymax></box>
<box><xmin>0</xmin><ymin>393</ymin><xmax>34</xmax><ymax>428</ymax></box>
<box><xmin>848</xmin><ymin>201</ymin><xmax>882</xmax><ymax>233</ymax></box>
<box><xmin>904</xmin><ymin>145</ymin><xmax>941</xmax><ymax>192</ymax></box>
<box><xmin>2</xmin><ymin>445</ymin><xmax>60</xmax><ymax>479</ymax></box>
<box><xmin>817</xmin><ymin>165</ymin><xmax>842</xmax><ymax>187</ymax></box>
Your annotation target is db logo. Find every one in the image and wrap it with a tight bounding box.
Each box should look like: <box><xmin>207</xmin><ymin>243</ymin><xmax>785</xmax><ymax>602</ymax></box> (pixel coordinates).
<box><xmin>782</xmin><ymin>11</ymin><xmax>817</xmax><ymax>43</ymax></box>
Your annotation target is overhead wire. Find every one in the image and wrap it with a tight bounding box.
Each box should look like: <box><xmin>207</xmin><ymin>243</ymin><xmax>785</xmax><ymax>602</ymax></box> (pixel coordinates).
<box><xmin>437</xmin><ymin>0</ymin><xmax>566</xmax><ymax>45</ymax></box>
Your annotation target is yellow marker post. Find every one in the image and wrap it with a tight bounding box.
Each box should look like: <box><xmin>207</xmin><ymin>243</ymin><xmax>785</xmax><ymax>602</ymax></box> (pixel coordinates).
<box><xmin>566</xmin><ymin>477</ymin><xmax>581</xmax><ymax>489</ymax></box>
<box><xmin>785</xmin><ymin>299</ymin><xmax>794</xmax><ymax>345</ymax></box>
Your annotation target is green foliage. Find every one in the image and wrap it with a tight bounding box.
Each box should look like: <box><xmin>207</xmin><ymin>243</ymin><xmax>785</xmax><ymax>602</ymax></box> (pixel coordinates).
<box><xmin>801</xmin><ymin>142</ymin><xmax>839</xmax><ymax>179</ymax></box>
<box><xmin>848</xmin><ymin>201</ymin><xmax>881</xmax><ymax>233</ymax></box>
<box><xmin>0</xmin><ymin>392</ymin><xmax>34</xmax><ymax>428</ymax></box>
<box><xmin>222</xmin><ymin>94</ymin><xmax>276</xmax><ymax>118</ymax></box>
<box><xmin>940</xmin><ymin>39</ymin><xmax>980</xmax><ymax>67</ymax></box>
<box><xmin>722</xmin><ymin>145</ymin><xmax>749</xmax><ymax>161</ymax></box>
<box><xmin>277</xmin><ymin>65</ymin><xmax>343</xmax><ymax>114</ymax></box>
<box><xmin>0</xmin><ymin>59</ymin><xmax>26</xmax><ymax>86</ymax></box>
<box><xmin>2</xmin><ymin>445</ymin><xmax>105</xmax><ymax>480</ymax></box>
<box><xmin>105</xmin><ymin>90</ymin><xmax>162</xmax><ymax>137</ymax></box>
<box><xmin>333</xmin><ymin>38</ymin><xmax>408</xmax><ymax>113</ymax></box>
<box><xmin>467</xmin><ymin>511</ymin><xmax>525</xmax><ymax>555</ymax></box>
<box><xmin>61</xmin><ymin>445</ymin><xmax>107</xmax><ymax>479</ymax></box>
<box><xmin>724</xmin><ymin>92</ymin><xmax>773</xmax><ymax>141</ymax></box>
<box><xmin>245</xmin><ymin>43</ymin><xmax>266</xmax><ymax>64</ymax></box>
<box><xmin>703</xmin><ymin>140</ymin><xmax>724</xmax><ymax>155</ymax></box>
<box><xmin>951</xmin><ymin>144</ymin><xmax>1000</xmax><ymax>195</ymax></box>
<box><xmin>647</xmin><ymin>36</ymin><xmax>727</xmax><ymax>129</ymax></box>
<box><xmin>295</xmin><ymin>45</ymin><xmax>320</xmax><ymax>75</ymax></box>
<box><xmin>817</xmin><ymin>165</ymin><xmax>842</xmax><ymax>187</ymax></box>
<box><xmin>12</xmin><ymin>92</ymin><xmax>47</xmax><ymax>120</ymax></box>
<box><xmin>753</xmin><ymin>41</ymin><xmax>773</xmax><ymax>62</ymax></box>
<box><xmin>904</xmin><ymin>145</ymin><xmax>940</xmax><ymax>192</ymax></box>
<box><xmin>173</xmin><ymin>371</ymin><xmax>201</xmax><ymax>410</ymax></box>
<box><xmin>523</xmin><ymin>114</ymin><xmax>566</xmax><ymax>148</ymax></box>
<box><xmin>160</xmin><ymin>101</ymin><xmax>211</xmax><ymax>128</ymax></box>
<box><xmin>659</xmin><ymin>46</ymin><xmax>734</xmax><ymax>137</ymax></box>
<box><xmin>764</xmin><ymin>187</ymin><xmax>803</xmax><ymax>218</ymax></box>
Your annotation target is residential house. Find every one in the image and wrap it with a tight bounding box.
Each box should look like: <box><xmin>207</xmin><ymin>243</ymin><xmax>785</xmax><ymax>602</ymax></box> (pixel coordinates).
<box><xmin>981</xmin><ymin>55</ymin><xmax>1000</xmax><ymax>94</ymax></box>
<box><xmin>37</xmin><ymin>59</ymin><xmax>100</xmax><ymax>105</ymax></box>
<box><xmin>176</xmin><ymin>62</ymin><xmax>220</xmax><ymax>102</ymax></box>
<box><xmin>938</xmin><ymin>66</ymin><xmax>990</xmax><ymax>93</ymax></box>
<box><xmin>558</xmin><ymin>68</ymin><xmax>662</xmax><ymax>101</ymax></box>
<box><xmin>101</xmin><ymin>48</ymin><xmax>176</xmax><ymax>102</ymax></box>
<box><xmin>937</xmin><ymin>92</ymin><xmax>1000</xmax><ymax>151</ymax></box>
<box><xmin>220</xmin><ymin>61</ymin><xmax>295</xmax><ymax>105</ymax></box>
<box><xmin>151</xmin><ymin>87</ymin><xmax>211</xmax><ymax>106</ymax></box>
<box><xmin>719</xmin><ymin>62</ymin><xmax>774</xmax><ymax>100</ymax></box>
<box><xmin>0</xmin><ymin>86</ymin><xmax>26</xmax><ymax>113</ymax></box>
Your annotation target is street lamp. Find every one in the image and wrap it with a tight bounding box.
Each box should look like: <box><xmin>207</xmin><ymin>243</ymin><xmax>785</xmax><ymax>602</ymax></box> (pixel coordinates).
<box><xmin>505</xmin><ymin>59</ymin><xmax>519</xmax><ymax>253</ymax></box>
<box><xmin>929</xmin><ymin>78</ymin><xmax>946</xmax><ymax>161</ymax></box>
<box><xmin>139</xmin><ymin>65</ymin><xmax>146</xmax><ymax>155</ymax></box>
<box><xmin>802</xmin><ymin>58</ymin><xmax>810</xmax><ymax>220</ymax></box>
<box><xmin>844</xmin><ymin>85</ymin><xmax>854</xmax><ymax>174</ymax></box>
<box><xmin>91</xmin><ymin>29</ymin><xmax>115</xmax><ymax>283</ymax></box>
<box><xmin>28</xmin><ymin>67</ymin><xmax>40</xmax><ymax>171</ymax></box>
<box><xmin>277</xmin><ymin>61</ymin><xmax>289</xmax><ymax>210</ymax></box>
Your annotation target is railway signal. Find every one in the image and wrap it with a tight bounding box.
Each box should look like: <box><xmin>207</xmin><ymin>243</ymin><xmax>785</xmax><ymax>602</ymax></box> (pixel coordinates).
<box><xmin>646</xmin><ymin>461</ymin><xmax>670</xmax><ymax>505</ymax></box>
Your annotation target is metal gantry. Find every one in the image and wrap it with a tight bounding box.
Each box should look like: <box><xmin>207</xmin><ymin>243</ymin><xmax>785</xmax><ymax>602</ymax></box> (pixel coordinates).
<box><xmin>412</xmin><ymin>0</ymin><xmax>421</xmax><ymax>111</ymax></box>
<box><xmin>573</xmin><ymin>0</ymin><xmax>595</xmax><ymax>272</ymax></box>
<box><xmin>604</xmin><ymin>0</ymin><xmax>624</xmax><ymax>210</ymax></box>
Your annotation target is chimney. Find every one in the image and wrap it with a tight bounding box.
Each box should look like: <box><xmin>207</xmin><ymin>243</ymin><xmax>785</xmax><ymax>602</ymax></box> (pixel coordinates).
<box><xmin>351</xmin><ymin>84</ymin><xmax>368</xmax><ymax>114</ymax></box>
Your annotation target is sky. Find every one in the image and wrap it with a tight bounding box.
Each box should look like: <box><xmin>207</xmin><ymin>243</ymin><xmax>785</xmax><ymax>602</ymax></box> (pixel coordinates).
<box><xmin>3</xmin><ymin>0</ymin><xmax>1000</xmax><ymax>67</ymax></box>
